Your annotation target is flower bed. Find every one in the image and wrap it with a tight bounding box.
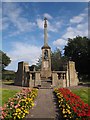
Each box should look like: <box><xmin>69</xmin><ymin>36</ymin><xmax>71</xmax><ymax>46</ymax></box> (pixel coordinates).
<box><xmin>54</xmin><ymin>88</ymin><xmax>90</xmax><ymax>119</ymax></box>
<box><xmin>0</xmin><ymin>88</ymin><xmax>38</xmax><ymax>119</ymax></box>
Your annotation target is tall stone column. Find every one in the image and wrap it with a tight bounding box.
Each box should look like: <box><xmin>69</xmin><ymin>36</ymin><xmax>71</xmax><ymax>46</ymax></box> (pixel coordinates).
<box><xmin>41</xmin><ymin>18</ymin><xmax>51</xmax><ymax>79</ymax></box>
<box><xmin>44</xmin><ymin>17</ymin><xmax>48</xmax><ymax>46</ymax></box>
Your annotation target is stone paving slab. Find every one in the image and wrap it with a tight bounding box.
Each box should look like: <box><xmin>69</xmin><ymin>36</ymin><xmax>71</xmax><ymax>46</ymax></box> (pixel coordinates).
<box><xmin>25</xmin><ymin>89</ymin><xmax>62</xmax><ymax>120</ymax></box>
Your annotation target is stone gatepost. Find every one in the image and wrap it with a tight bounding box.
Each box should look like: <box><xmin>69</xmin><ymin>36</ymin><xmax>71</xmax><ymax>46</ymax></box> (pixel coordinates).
<box><xmin>29</xmin><ymin>73</ymin><xmax>32</xmax><ymax>87</ymax></box>
<box><xmin>15</xmin><ymin>61</ymin><xmax>30</xmax><ymax>87</ymax></box>
<box><xmin>52</xmin><ymin>72</ymin><xmax>58</xmax><ymax>86</ymax></box>
<box><xmin>66</xmin><ymin>66</ymin><xmax>70</xmax><ymax>87</ymax></box>
<box><xmin>67</xmin><ymin>61</ymin><xmax>79</xmax><ymax>86</ymax></box>
<box><xmin>35</xmin><ymin>72</ymin><xmax>41</xmax><ymax>87</ymax></box>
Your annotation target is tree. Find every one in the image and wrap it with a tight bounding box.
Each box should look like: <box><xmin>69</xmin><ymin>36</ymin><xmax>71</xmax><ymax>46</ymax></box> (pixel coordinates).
<box><xmin>64</xmin><ymin>36</ymin><xmax>90</xmax><ymax>78</ymax></box>
<box><xmin>0</xmin><ymin>50</ymin><xmax>11</xmax><ymax>70</ymax></box>
<box><xmin>51</xmin><ymin>48</ymin><xmax>62</xmax><ymax>71</ymax></box>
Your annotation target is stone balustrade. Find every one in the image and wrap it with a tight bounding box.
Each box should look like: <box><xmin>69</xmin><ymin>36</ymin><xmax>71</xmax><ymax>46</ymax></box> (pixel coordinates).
<box><xmin>52</xmin><ymin>71</ymin><xmax>67</xmax><ymax>87</ymax></box>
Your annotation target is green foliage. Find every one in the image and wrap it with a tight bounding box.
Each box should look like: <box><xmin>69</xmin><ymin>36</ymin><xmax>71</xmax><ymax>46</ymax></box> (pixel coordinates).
<box><xmin>2</xmin><ymin>80</ymin><xmax>14</xmax><ymax>85</ymax></box>
<box><xmin>51</xmin><ymin>48</ymin><xmax>61</xmax><ymax>71</ymax></box>
<box><xmin>30</xmin><ymin>64</ymin><xmax>40</xmax><ymax>71</ymax></box>
<box><xmin>51</xmin><ymin>48</ymin><xmax>67</xmax><ymax>71</ymax></box>
<box><xmin>64</xmin><ymin>36</ymin><xmax>89</xmax><ymax>78</ymax></box>
<box><xmin>2</xmin><ymin>70</ymin><xmax>15</xmax><ymax>80</ymax></box>
<box><xmin>0</xmin><ymin>50</ymin><xmax>11</xmax><ymax>70</ymax></box>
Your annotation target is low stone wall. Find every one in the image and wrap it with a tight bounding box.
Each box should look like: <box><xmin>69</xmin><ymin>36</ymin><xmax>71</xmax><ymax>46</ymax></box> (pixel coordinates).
<box><xmin>52</xmin><ymin>71</ymin><xmax>67</xmax><ymax>88</ymax></box>
<box><xmin>15</xmin><ymin>61</ymin><xmax>79</xmax><ymax>88</ymax></box>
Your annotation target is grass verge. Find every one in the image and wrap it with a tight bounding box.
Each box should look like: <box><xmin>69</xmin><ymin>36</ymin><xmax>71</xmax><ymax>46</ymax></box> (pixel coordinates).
<box><xmin>71</xmin><ymin>87</ymin><xmax>90</xmax><ymax>105</ymax></box>
<box><xmin>1</xmin><ymin>89</ymin><xmax>20</xmax><ymax>106</ymax></box>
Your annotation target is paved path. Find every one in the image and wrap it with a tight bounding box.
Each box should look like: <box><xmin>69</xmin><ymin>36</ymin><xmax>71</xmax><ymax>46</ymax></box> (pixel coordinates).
<box><xmin>25</xmin><ymin>89</ymin><xmax>62</xmax><ymax>120</ymax></box>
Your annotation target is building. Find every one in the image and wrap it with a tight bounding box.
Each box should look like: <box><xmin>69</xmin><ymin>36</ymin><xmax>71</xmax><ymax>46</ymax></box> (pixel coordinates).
<box><xmin>15</xmin><ymin>18</ymin><xmax>79</xmax><ymax>88</ymax></box>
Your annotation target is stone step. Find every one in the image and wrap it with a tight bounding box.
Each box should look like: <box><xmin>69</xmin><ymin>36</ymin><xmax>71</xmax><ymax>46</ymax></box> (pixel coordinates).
<box><xmin>39</xmin><ymin>87</ymin><xmax>52</xmax><ymax>89</ymax></box>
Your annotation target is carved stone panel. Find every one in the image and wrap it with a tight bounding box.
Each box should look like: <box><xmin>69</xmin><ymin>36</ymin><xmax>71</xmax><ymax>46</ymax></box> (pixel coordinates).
<box><xmin>43</xmin><ymin>61</ymin><xmax>49</xmax><ymax>69</ymax></box>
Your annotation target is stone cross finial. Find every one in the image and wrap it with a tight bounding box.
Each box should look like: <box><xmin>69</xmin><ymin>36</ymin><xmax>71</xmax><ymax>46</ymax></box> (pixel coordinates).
<box><xmin>44</xmin><ymin>17</ymin><xmax>48</xmax><ymax>46</ymax></box>
<box><xmin>44</xmin><ymin>17</ymin><xmax>47</xmax><ymax>28</ymax></box>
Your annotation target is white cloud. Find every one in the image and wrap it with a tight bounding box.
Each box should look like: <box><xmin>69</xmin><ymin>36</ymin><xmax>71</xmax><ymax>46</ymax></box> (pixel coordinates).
<box><xmin>70</xmin><ymin>16</ymin><xmax>83</xmax><ymax>24</ymax></box>
<box><xmin>2</xmin><ymin>3</ymin><xmax>36</xmax><ymax>35</ymax></box>
<box><xmin>36</xmin><ymin>18</ymin><xmax>44</xmax><ymax>29</ymax></box>
<box><xmin>70</xmin><ymin>13</ymin><xmax>87</xmax><ymax>24</ymax></box>
<box><xmin>63</xmin><ymin>9</ymin><xmax>88</xmax><ymax>39</ymax></box>
<box><xmin>43</xmin><ymin>13</ymin><xmax>53</xmax><ymax>19</ymax></box>
<box><xmin>53</xmin><ymin>9</ymin><xmax>88</xmax><ymax>49</ymax></box>
<box><xmin>53</xmin><ymin>38</ymin><xmax>67</xmax><ymax>46</ymax></box>
<box><xmin>6</xmin><ymin>42</ymin><xmax>41</xmax><ymax>71</ymax></box>
<box><xmin>63</xmin><ymin>22</ymin><xmax>88</xmax><ymax>40</ymax></box>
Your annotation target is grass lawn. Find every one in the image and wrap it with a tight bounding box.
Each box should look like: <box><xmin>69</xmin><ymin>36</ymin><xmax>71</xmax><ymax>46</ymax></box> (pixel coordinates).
<box><xmin>71</xmin><ymin>87</ymin><xmax>90</xmax><ymax>105</ymax></box>
<box><xmin>1</xmin><ymin>89</ymin><xmax>20</xmax><ymax>106</ymax></box>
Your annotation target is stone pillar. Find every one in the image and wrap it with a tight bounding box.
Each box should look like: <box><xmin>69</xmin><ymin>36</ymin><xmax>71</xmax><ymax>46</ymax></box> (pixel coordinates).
<box><xmin>29</xmin><ymin>73</ymin><xmax>32</xmax><ymax>87</ymax></box>
<box><xmin>66</xmin><ymin>66</ymin><xmax>70</xmax><ymax>87</ymax></box>
<box><xmin>67</xmin><ymin>61</ymin><xmax>79</xmax><ymax>86</ymax></box>
<box><xmin>52</xmin><ymin>72</ymin><xmax>58</xmax><ymax>86</ymax></box>
<box><xmin>15</xmin><ymin>62</ymin><xmax>25</xmax><ymax>86</ymax></box>
<box><xmin>15</xmin><ymin>61</ymin><xmax>30</xmax><ymax>87</ymax></box>
<box><xmin>60</xmin><ymin>73</ymin><xmax>63</xmax><ymax>79</ymax></box>
<box><xmin>35</xmin><ymin>72</ymin><xmax>41</xmax><ymax>86</ymax></box>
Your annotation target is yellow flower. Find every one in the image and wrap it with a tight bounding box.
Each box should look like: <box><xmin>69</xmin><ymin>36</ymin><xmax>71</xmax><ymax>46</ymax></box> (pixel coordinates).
<box><xmin>26</xmin><ymin>102</ymin><xmax>28</xmax><ymax>104</ymax></box>
<box><xmin>62</xmin><ymin>105</ymin><xmax>65</xmax><ymax>108</ymax></box>
<box><xmin>14</xmin><ymin>113</ymin><xmax>17</xmax><ymax>116</ymax></box>
<box><xmin>25</xmin><ymin>110</ymin><xmax>29</xmax><ymax>114</ymax></box>
<box><xmin>62</xmin><ymin>109</ymin><xmax>66</xmax><ymax>114</ymax></box>
<box><xmin>67</xmin><ymin>105</ymin><xmax>70</xmax><ymax>109</ymax></box>
<box><xmin>21</xmin><ymin>107</ymin><xmax>24</xmax><ymax>110</ymax></box>
<box><xmin>58</xmin><ymin>100</ymin><xmax>60</xmax><ymax>103</ymax></box>
<box><xmin>32</xmin><ymin>103</ymin><xmax>34</xmax><ymax>106</ymax></box>
<box><xmin>22</xmin><ymin>115</ymin><xmax>25</xmax><ymax>118</ymax></box>
<box><xmin>16</xmin><ymin>108</ymin><xmax>21</xmax><ymax>113</ymax></box>
<box><xmin>14</xmin><ymin>116</ymin><xmax>16</xmax><ymax>119</ymax></box>
<box><xmin>17</xmin><ymin>115</ymin><xmax>20</xmax><ymax>119</ymax></box>
<box><xmin>63</xmin><ymin>115</ymin><xmax>67</xmax><ymax>118</ymax></box>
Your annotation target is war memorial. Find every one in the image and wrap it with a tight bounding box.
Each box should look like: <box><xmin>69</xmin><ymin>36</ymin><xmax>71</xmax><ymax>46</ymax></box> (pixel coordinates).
<box><xmin>15</xmin><ymin>18</ymin><xmax>79</xmax><ymax>88</ymax></box>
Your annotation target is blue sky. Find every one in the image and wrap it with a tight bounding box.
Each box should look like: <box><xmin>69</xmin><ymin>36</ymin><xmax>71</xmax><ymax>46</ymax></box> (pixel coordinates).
<box><xmin>1</xmin><ymin>2</ymin><xmax>88</xmax><ymax>71</ymax></box>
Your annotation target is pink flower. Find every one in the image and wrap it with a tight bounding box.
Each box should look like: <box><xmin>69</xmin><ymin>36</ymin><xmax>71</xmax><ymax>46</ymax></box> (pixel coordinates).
<box><xmin>1</xmin><ymin>115</ymin><xmax>4</xmax><ymax>119</ymax></box>
<box><xmin>15</xmin><ymin>104</ymin><xmax>19</xmax><ymax>109</ymax></box>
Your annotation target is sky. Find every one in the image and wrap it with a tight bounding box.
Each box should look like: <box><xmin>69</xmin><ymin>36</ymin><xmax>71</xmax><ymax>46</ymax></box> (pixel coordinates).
<box><xmin>1</xmin><ymin>2</ymin><xmax>88</xmax><ymax>71</ymax></box>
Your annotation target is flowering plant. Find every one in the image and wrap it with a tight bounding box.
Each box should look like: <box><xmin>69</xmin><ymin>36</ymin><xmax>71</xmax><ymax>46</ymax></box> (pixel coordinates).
<box><xmin>54</xmin><ymin>88</ymin><xmax>90</xmax><ymax>119</ymax></box>
<box><xmin>0</xmin><ymin>88</ymin><xmax>38</xmax><ymax>120</ymax></box>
